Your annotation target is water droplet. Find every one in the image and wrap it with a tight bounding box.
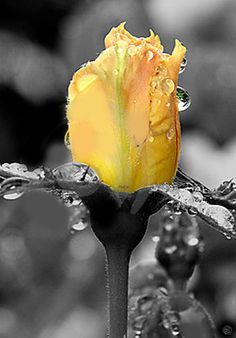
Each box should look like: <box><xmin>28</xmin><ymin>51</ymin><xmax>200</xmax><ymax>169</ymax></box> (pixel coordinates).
<box><xmin>179</xmin><ymin>57</ymin><xmax>187</xmax><ymax>74</ymax></box>
<box><xmin>164</xmin><ymin>223</ymin><xmax>174</xmax><ymax>231</ymax></box>
<box><xmin>166</xmin><ymin>128</ymin><xmax>175</xmax><ymax>140</ymax></box>
<box><xmin>193</xmin><ymin>191</ymin><xmax>203</xmax><ymax>203</ymax></box>
<box><xmin>152</xmin><ymin>235</ymin><xmax>160</xmax><ymax>243</ymax></box>
<box><xmin>165</xmin><ymin>245</ymin><xmax>178</xmax><ymax>254</ymax></box>
<box><xmin>61</xmin><ymin>192</ymin><xmax>81</xmax><ymax>208</ymax></box>
<box><xmin>162</xmin><ymin>183</ymin><xmax>170</xmax><ymax>192</ymax></box>
<box><xmin>171</xmin><ymin>324</ymin><xmax>180</xmax><ymax>336</ymax></box>
<box><xmin>113</xmin><ymin>69</ymin><xmax>119</xmax><ymax>76</ymax></box>
<box><xmin>151</xmin><ymin>80</ymin><xmax>157</xmax><ymax>89</ymax></box>
<box><xmin>64</xmin><ymin>130</ymin><xmax>71</xmax><ymax>150</ymax></box>
<box><xmin>1</xmin><ymin>163</ymin><xmax>28</xmax><ymax>174</ymax></box>
<box><xmin>149</xmin><ymin>135</ymin><xmax>154</xmax><ymax>142</ymax></box>
<box><xmin>33</xmin><ymin>167</ymin><xmax>46</xmax><ymax>180</ymax></box>
<box><xmin>3</xmin><ymin>191</ymin><xmax>24</xmax><ymax>200</ymax></box>
<box><xmin>188</xmin><ymin>206</ymin><xmax>198</xmax><ymax>216</ymax></box>
<box><xmin>134</xmin><ymin>331</ymin><xmax>142</xmax><ymax>338</ymax></box>
<box><xmin>69</xmin><ymin>204</ymin><xmax>90</xmax><ymax>232</ymax></box>
<box><xmin>53</xmin><ymin>163</ymin><xmax>99</xmax><ymax>183</ymax></box>
<box><xmin>225</xmin><ymin>234</ymin><xmax>232</xmax><ymax>240</ymax></box>
<box><xmin>162</xmin><ymin>311</ymin><xmax>181</xmax><ymax>332</ymax></box>
<box><xmin>146</xmin><ymin>50</ymin><xmax>154</xmax><ymax>61</ymax></box>
<box><xmin>176</xmin><ymin>86</ymin><xmax>191</xmax><ymax>112</ymax></box>
<box><xmin>172</xmin><ymin>202</ymin><xmax>182</xmax><ymax>215</ymax></box>
<box><xmin>184</xmin><ymin>234</ymin><xmax>199</xmax><ymax>246</ymax></box>
<box><xmin>71</xmin><ymin>220</ymin><xmax>88</xmax><ymax>231</ymax></box>
<box><xmin>222</xmin><ymin>324</ymin><xmax>233</xmax><ymax>336</ymax></box>
<box><xmin>162</xmin><ymin>79</ymin><xmax>175</xmax><ymax>95</ymax></box>
<box><xmin>1</xmin><ymin>177</ymin><xmax>29</xmax><ymax>200</ymax></box>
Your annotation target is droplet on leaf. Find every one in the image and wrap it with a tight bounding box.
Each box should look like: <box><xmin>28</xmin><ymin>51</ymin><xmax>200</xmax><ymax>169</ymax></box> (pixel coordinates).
<box><xmin>3</xmin><ymin>191</ymin><xmax>24</xmax><ymax>200</ymax></box>
<box><xmin>53</xmin><ymin>162</ymin><xmax>99</xmax><ymax>183</ymax></box>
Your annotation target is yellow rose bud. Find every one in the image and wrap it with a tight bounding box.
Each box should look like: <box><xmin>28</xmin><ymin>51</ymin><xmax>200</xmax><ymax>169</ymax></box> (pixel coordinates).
<box><xmin>66</xmin><ymin>23</ymin><xmax>186</xmax><ymax>192</ymax></box>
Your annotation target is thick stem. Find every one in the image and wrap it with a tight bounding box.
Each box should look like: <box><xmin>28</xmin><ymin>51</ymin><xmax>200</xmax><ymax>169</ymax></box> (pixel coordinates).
<box><xmin>105</xmin><ymin>244</ymin><xmax>131</xmax><ymax>338</ymax></box>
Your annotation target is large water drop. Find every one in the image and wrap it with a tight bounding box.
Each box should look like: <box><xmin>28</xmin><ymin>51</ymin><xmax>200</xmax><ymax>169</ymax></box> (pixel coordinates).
<box><xmin>1</xmin><ymin>177</ymin><xmax>30</xmax><ymax>200</ymax></box>
<box><xmin>176</xmin><ymin>86</ymin><xmax>191</xmax><ymax>112</ymax></box>
<box><xmin>53</xmin><ymin>162</ymin><xmax>99</xmax><ymax>183</ymax></box>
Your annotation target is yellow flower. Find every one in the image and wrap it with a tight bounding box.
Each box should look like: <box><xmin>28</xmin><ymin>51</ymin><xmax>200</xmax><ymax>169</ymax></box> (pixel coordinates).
<box><xmin>66</xmin><ymin>23</ymin><xmax>186</xmax><ymax>192</ymax></box>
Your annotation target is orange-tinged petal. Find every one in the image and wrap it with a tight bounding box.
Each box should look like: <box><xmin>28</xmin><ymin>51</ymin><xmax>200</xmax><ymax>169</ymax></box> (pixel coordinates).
<box><xmin>66</xmin><ymin>24</ymin><xmax>186</xmax><ymax>192</ymax></box>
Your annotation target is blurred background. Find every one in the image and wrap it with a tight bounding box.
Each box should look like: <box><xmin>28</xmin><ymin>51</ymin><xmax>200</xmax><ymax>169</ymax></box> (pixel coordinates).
<box><xmin>0</xmin><ymin>0</ymin><xmax>236</xmax><ymax>337</ymax></box>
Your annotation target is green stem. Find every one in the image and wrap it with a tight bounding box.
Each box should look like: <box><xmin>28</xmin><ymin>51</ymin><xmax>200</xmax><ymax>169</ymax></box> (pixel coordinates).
<box><xmin>105</xmin><ymin>244</ymin><xmax>130</xmax><ymax>338</ymax></box>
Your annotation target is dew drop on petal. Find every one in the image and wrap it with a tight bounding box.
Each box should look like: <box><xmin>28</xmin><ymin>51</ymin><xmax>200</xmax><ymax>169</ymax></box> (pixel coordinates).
<box><xmin>162</xmin><ymin>78</ymin><xmax>175</xmax><ymax>95</ymax></box>
<box><xmin>179</xmin><ymin>57</ymin><xmax>187</xmax><ymax>74</ymax></box>
<box><xmin>146</xmin><ymin>50</ymin><xmax>154</xmax><ymax>61</ymax></box>
<box><xmin>151</xmin><ymin>80</ymin><xmax>157</xmax><ymax>89</ymax></box>
<box><xmin>149</xmin><ymin>135</ymin><xmax>154</xmax><ymax>143</ymax></box>
<box><xmin>166</xmin><ymin>128</ymin><xmax>175</xmax><ymax>140</ymax></box>
<box><xmin>176</xmin><ymin>86</ymin><xmax>191</xmax><ymax>112</ymax></box>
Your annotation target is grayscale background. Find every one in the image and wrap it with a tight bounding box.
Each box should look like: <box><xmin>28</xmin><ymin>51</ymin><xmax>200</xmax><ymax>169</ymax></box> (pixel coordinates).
<box><xmin>0</xmin><ymin>0</ymin><xmax>235</xmax><ymax>337</ymax></box>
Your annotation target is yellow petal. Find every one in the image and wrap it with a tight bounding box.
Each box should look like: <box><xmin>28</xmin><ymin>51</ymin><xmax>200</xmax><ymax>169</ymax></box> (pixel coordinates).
<box><xmin>66</xmin><ymin>24</ymin><xmax>186</xmax><ymax>192</ymax></box>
